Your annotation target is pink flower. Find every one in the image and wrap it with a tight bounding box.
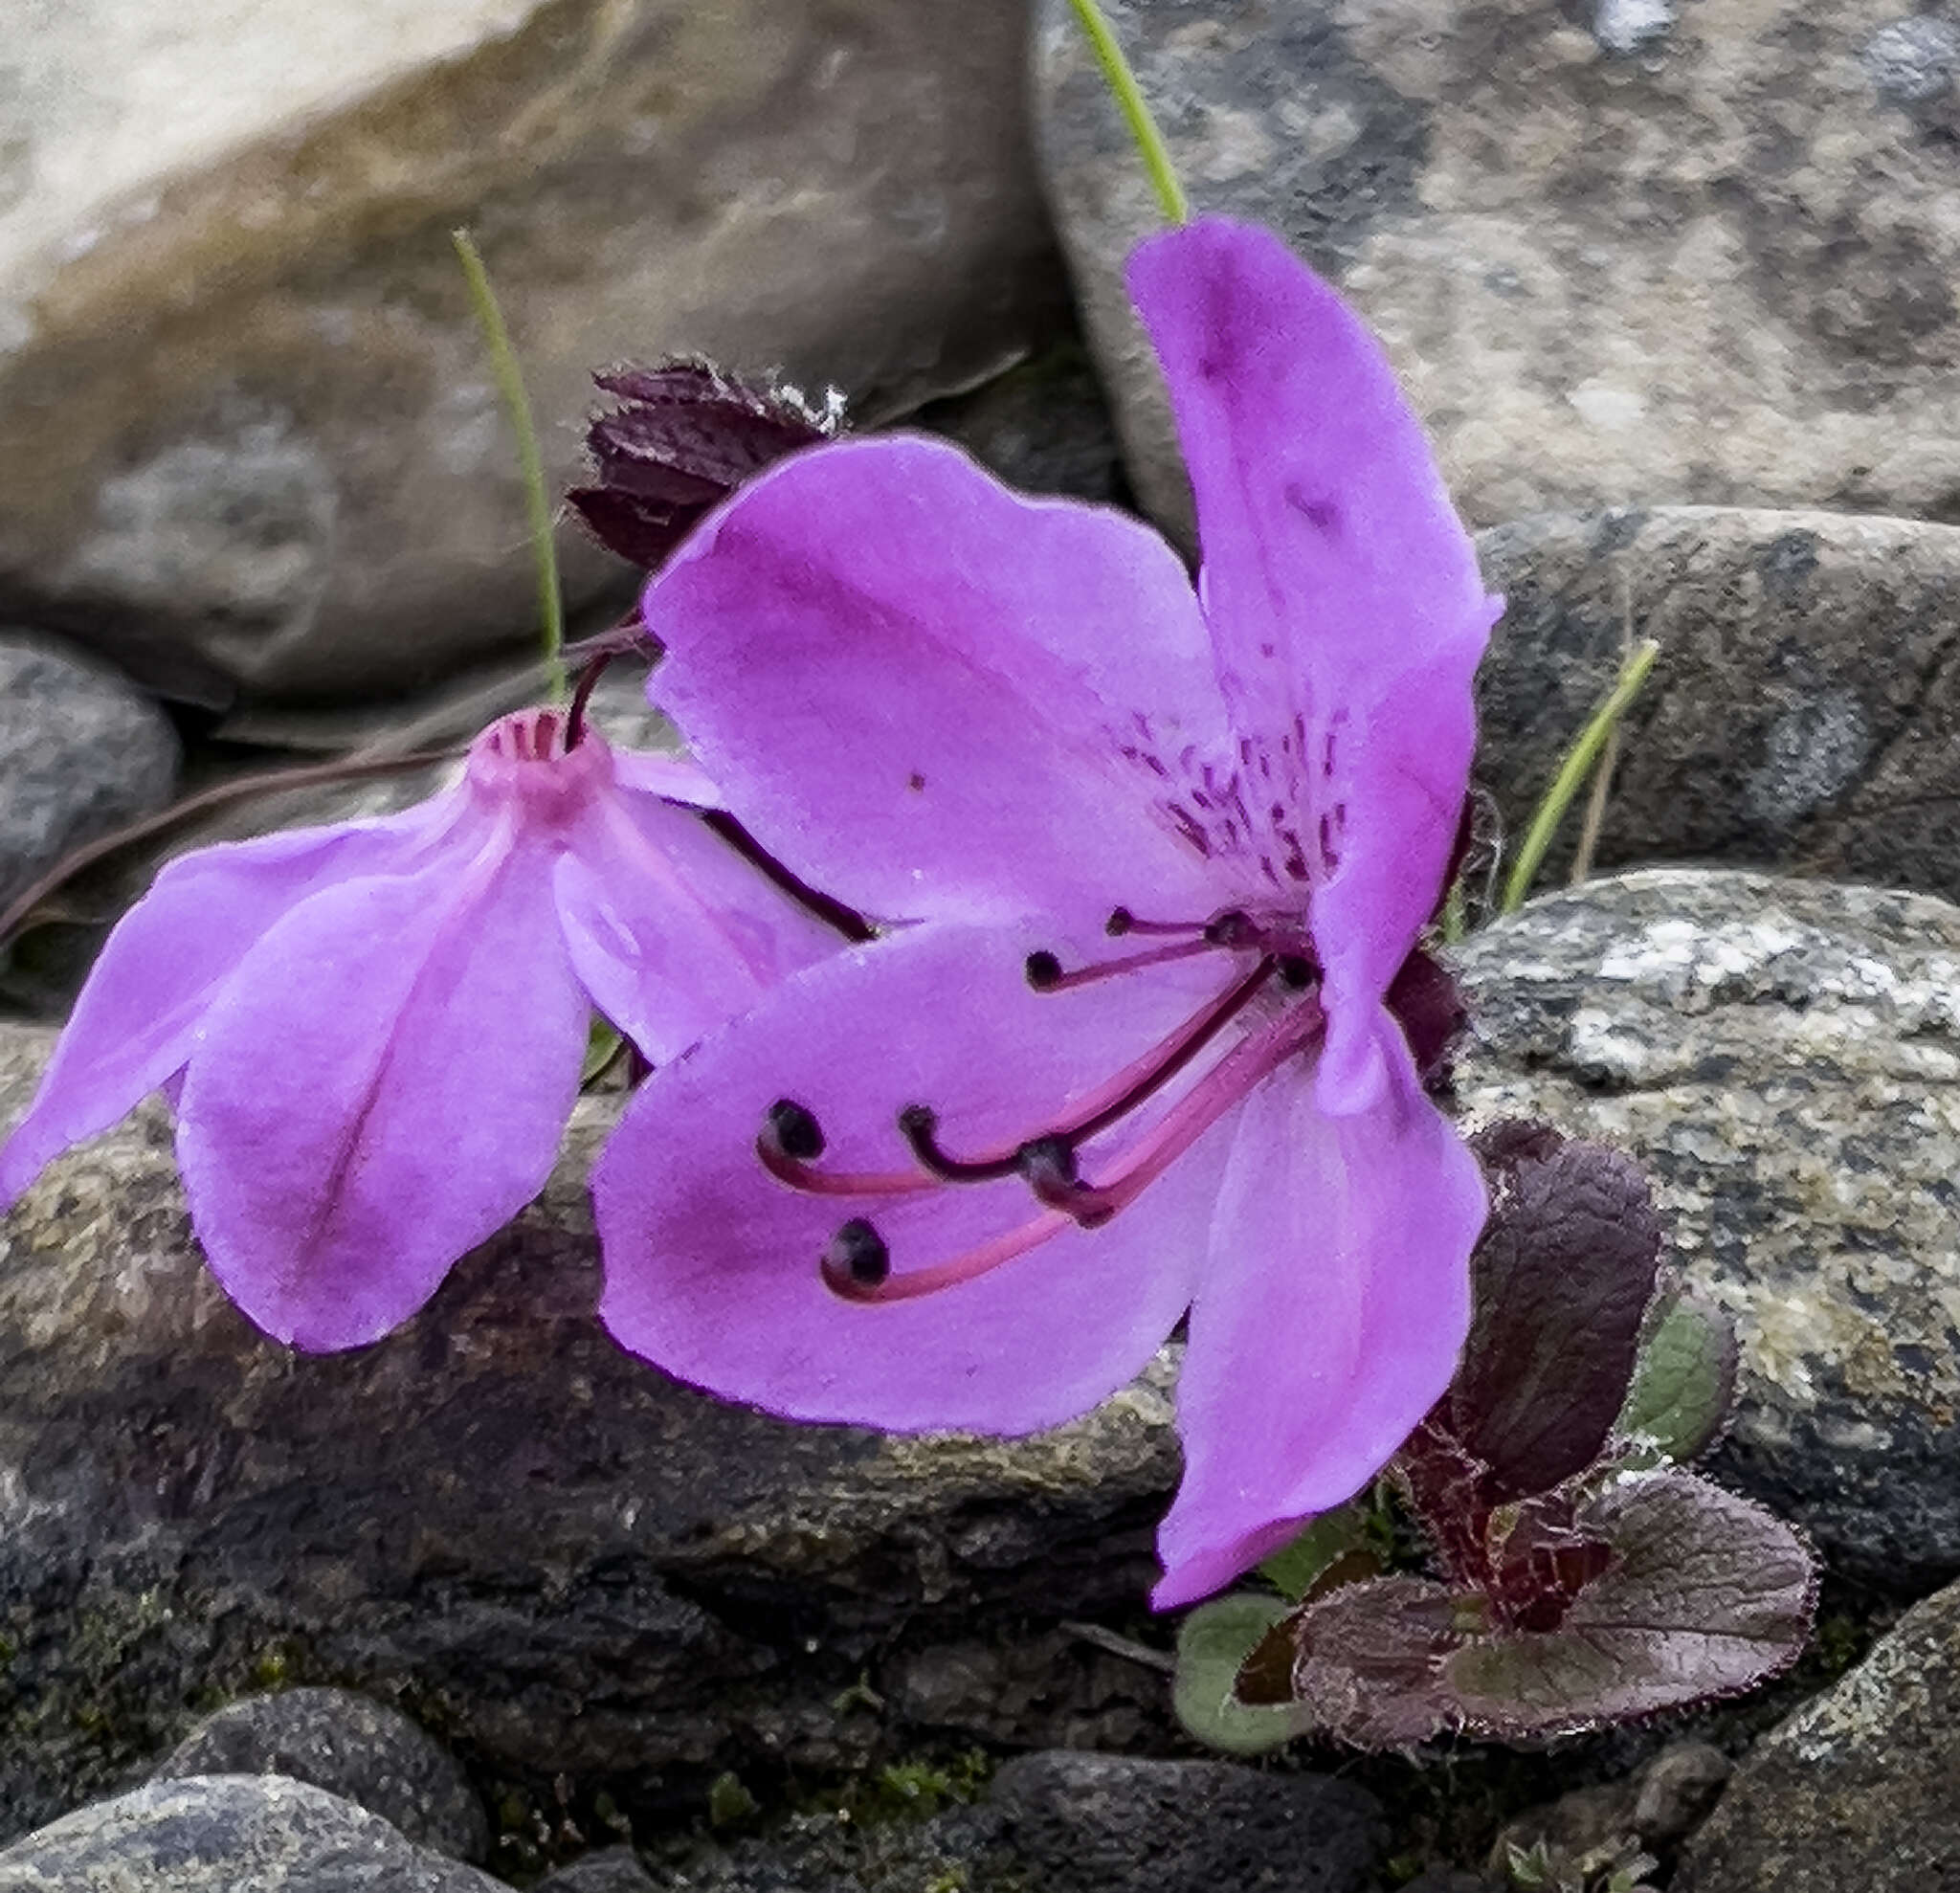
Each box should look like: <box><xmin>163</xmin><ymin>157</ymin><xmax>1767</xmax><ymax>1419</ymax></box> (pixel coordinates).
<box><xmin>0</xmin><ymin>708</ymin><xmax>838</xmax><ymax>1350</ymax></box>
<box><xmin>592</xmin><ymin>217</ymin><xmax>1502</xmax><ymax>1605</ymax></box>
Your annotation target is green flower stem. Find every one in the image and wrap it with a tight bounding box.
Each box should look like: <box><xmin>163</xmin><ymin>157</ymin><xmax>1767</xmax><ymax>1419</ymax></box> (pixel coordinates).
<box><xmin>1066</xmin><ymin>0</ymin><xmax>1189</xmax><ymax>226</ymax></box>
<box><xmin>452</xmin><ymin>228</ymin><xmax>567</xmax><ymax>702</ymax></box>
<box><xmin>1501</xmin><ymin>636</ymin><xmax>1660</xmax><ymax>915</ymax></box>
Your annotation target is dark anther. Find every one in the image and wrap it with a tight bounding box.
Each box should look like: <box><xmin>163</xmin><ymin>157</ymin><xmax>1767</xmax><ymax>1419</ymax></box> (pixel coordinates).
<box><xmin>1014</xmin><ymin>1134</ymin><xmax>1080</xmax><ymax>1188</ymax></box>
<box><xmin>1025</xmin><ymin>950</ymin><xmax>1064</xmax><ymax>990</ymax></box>
<box><xmin>823</xmin><ymin>1217</ymin><xmax>890</xmax><ymax>1288</ymax></box>
<box><xmin>898</xmin><ymin>1104</ymin><xmax>1024</xmax><ymax>1183</ymax></box>
<box><xmin>1106</xmin><ymin>907</ymin><xmax>1136</xmax><ymax>936</ymax></box>
<box><xmin>1014</xmin><ymin>1135</ymin><xmax>1117</xmax><ymax>1228</ymax></box>
<box><xmin>1203</xmin><ymin>909</ymin><xmax>1256</xmax><ymax>948</ymax></box>
<box><xmin>1277</xmin><ymin>955</ymin><xmax>1316</xmax><ymax>990</ymax></box>
<box><xmin>766</xmin><ymin>1099</ymin><xmax>825</xmax><ymax>1161</ymax></box>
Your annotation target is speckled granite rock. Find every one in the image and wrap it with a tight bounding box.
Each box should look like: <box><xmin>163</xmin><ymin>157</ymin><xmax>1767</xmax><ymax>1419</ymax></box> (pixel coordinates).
<box><xmin>0</xmin><ymin>1034</ymin><xmax>1179</xmax><ymax>1844</ymax></box>
<box><xmin>1474</xmin><ymin>508</ymin><xmax>1960</xmax><ymax>904</ymax></box>
<box><xmin>0</xmin><ymin>1774</ymin><xmax>503</xmax><ymax>1892</ymax></box>
<box><xmin>0</xmin><ymin>633</ymin><xmax>178</xmax><ymax>916</ymax></box>
<box><xmin>1674</xmin><ymin>1577</ymin><xmax>1960</xmax><ymax>1892</ymax></box>
<box><xmin>1451</xmin><ymin>868</ymin><xmax>1960</xmax><ymax>1591</ymax></box>
<box><xmin>2</xmin><ymin>0</ymin><xmax>1063</xmax><ymax>707</ymax></box>
<box><xmin>152</xmin><ymin>1688</ymin><xmax>488</xmax><ymax>1862</ymax></box>
<box><xmin>1034</xmin><ymin>0</ymin><xmax>1960</xmax><ymax>544</ymax></box>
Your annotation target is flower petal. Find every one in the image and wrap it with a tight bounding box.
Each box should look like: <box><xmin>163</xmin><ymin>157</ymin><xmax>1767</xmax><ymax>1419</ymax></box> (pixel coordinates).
<box><xmin>1127</xmin><ymin>218</ymin><xmax>1500</xmax><ymax>1108</ymax></box>
<box><xmin>594</xmin><ymin>922</ymin><xmax>1244</xmax><ymax>1434</ymax></box>
<box><xmin>606</xmin><ymin>748</ymin><xmax>726</xmax><ymax>808</ymax></box>
<box><xmin>555</xmin><ymin>787</ymin><xmax>839</xmax><ymax>1060</ymax></box>
<box><xmin>641</xmin><ymin>434</ymin><xmax>1230</xmax><ymax>930</ymax></box>
<box><xmin>175</xmin><ymin>831</ymin><xmax>589</xmax><ymax>1350</ymax></box>
<box><xmin>0</xmin><ymin>798</ymin><xmax>465</xmax><ymax>1205</ymax></box>
<box><xmin>1152</xmin><ymin>1015</ymin><xmax>1484</xmax><ymax>1608</ymax></box>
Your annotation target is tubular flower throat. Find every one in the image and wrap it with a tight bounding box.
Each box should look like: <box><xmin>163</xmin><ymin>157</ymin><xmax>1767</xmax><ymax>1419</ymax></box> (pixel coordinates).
<box><xmin>592</xmin><ymin>216</ymin><xmax>1503</xmax><ymax>1607</ymax></box>
<box><xmin>0</xmin><ymin>708</ymin><xmax>838</xmax><ymax>1351</ymax></box>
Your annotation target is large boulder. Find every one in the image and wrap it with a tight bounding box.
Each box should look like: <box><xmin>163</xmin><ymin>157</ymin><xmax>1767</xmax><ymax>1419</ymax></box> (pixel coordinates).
<box><xmin>1035</xmin><ymin>0</ymin><xmax>1960</xmax><ymax>543</ymax></box>
<box><xmin>1</xmin><ymin>0</ymin><xmax>1063</xmax><ymax>707</ymax></box>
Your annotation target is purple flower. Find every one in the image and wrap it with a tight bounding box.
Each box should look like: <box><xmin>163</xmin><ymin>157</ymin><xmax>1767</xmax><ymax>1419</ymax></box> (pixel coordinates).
<box><xmin>1</xmin><ymin>708</ymin><xmax>839</xmax><ymax>1351</ymax></box>
<box><xmin>592</xmin><ymin>217</ymin><xmax>1502</xmax><ymax>1606</ymax></box>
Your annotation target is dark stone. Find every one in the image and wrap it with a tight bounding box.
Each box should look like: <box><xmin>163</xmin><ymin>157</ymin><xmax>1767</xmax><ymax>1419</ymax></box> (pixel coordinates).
<box><xmin>152</xmin><ymin>1687</ymin><xmax>488</xmax><ymax>1861</ymax></box>
<box><xmin>1675</xmin><ymin>1578</ymin><xmax>1960</xmax><ymax>1893</ymax></box>
<box><xmin>913</xmin><ymin>340</ymin><xmax>1128</xmax><ymax>506</ymax></box>
<box><xmin>535</xmin><ymin>1846</ymin><xmax>662</xmax><ymax>1893</ymax></box>
<box><xmin>0</xmin><ymin>1774</ymin><xmax>503</xmax><ymax>1891</ymax></box>
<box><xmin>986</xmin><ymin>1750</ymin><xmax>1387</xmax><ymax>1893</ymax></box>
<box><xmin>0</xmin><ymin>632</ymin><xmax>179</xmax><ymax>923</ymax></box>
<box><xmin>1474</xmin><ymin>507</ymin><xmax>1960</xmax><ymax>906</ymax></box>
<box><xmin>0</xmin><ymin>1038</ymin><xmax>1182</xmax><ymax>1844</ymax></box>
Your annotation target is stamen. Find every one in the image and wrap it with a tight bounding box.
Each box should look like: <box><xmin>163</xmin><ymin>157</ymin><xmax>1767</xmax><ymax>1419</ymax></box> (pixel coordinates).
<box><xmin>899</xmin><ymin>1105</ymin><xmax>1023</xmax><ymax>1183</ymax></box>
<box><xmin>768</xmin><ymin>1099</ymin><xmax>824</xmax><ymax>1160</ymax></box>
<box><xmin>758</xmin><ymin>1101</ymin><xmax>935</xmax><ymax>1197</ymax></box>
<box><xmin>1016</xmin><ymin>1135</ymin><xmax>1117</xmax><ymax>1228</ymax></box>
<box><xmin>1106</xmin><ymin>906</ymin><xmax>1209</xmax><ymax>938</ymax></box>
<box><xmin>1026</xmin><ymin>935</ymin><xmax>1217</xmax><ymax>992</ymax></box>
<box><xmin>821</xmin><ymin>1218</ymin><xmax>891</xmax><ymax>1291</ymax></box>
<box><xmin>896</xmin><ymin>957</ymin><xmax>1279</xmax><ymax>1181</ymax></box>
<box><xmin>1061</xmin><ymin>1000</ymin><xmax>1325</xmax><ymax>1224</ymax></box>
<box><xmin>822</xmin><ymin>1206</ymin><xmax>1076</xmax><ymax>1303</ymax></box>
<box><xmin>825</xmin><ymin>1003</ymin><xmax>1328</xmax><ymax>1304</ymax></box>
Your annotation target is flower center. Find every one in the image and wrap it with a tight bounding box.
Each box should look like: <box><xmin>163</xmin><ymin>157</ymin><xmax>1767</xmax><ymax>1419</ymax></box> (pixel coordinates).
<box><xmin>465</xmin><ymin>706</ymin><xmax>612</xmax><ymax>818</ymax></box>
<box><xmin>760</xmin><ymin>903</ymin><xmax>1328</xmax><ymax>1304</ymax></box>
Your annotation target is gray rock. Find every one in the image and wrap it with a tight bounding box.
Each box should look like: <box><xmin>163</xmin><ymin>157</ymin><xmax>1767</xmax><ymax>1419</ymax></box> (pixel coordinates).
<box><xmin>1474</xmin><ymin>507</ymin><xmax>1960</xmax><ymax>905</ymax></box>
<box><xmin>0</xmin><ymin>1773</ymin><xmax>503</xmax><ymax>1892</ymax></box>
<box><xmin>535</xmin><ymin>1848</ymin><xmax>660</xmax><ymax>1893</ymax></box>
<box><xmin>1674</xmin><ymin>1578</ymin><xmax>1960</xmax><ymax>1892</ymax></box>
<box><xmin>986</xmin><ymin>1751</ymin><xmax>1386</xmax><ymax>1893</ymax></box>
<box><xmin>152</xmin><ymin>1688</ymin><xmax>488</xmax><ymax>1862</ymax></box>
<box><xmin>0</xmin><ymin>1039</ymin><xmax>1181</xmax><ymax>1843</ymax></box>
<box><xmin>1451</xmin><ymin>868</ymin><xmax>1960</xmax><ymax>1591</ymax></box>
<box><xmin>0</xmin><ymin>633</ymin><xmax>179</xmax><ymax>918</ymax></box>
<box><xmin>1034</xmin><ymin>0</ymin><xmax>1960</xmax><ymax>543</ymax></box>
<box><xmin>1</xmin><ymin>0</ymin><xmax>1065</xmax><ymax>708</ymax></box>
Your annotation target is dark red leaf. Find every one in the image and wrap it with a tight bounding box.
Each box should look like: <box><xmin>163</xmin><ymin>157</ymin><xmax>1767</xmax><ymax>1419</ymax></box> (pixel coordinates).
<box><xmin>1445</xmin><ymin>1125</ymin><xmax>1662</xmax><ymax>1499</ymax></box>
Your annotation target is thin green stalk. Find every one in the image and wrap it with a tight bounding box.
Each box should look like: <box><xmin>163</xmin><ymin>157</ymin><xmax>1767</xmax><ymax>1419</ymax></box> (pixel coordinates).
<box><xmin>452</xmin><ymin>228</ymin><xmax>567</xmax><ymax>701</ymax></box>
<box><xmin>1066</xmin><ymin>0</ymin><xmax>1189</xmax><ymax>225</ymax></box>
<box><xmin>1501</xmin><ymin>637</ymin><xmax>1660</xmax><ymax>915</ymax></box>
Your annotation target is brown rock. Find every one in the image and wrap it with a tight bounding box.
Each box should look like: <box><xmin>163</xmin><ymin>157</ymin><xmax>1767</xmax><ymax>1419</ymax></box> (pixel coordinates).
<box><xmin>1</xmin><ymin>0</ymin><xmax>1065</xmax><ymax>707</ymax></box>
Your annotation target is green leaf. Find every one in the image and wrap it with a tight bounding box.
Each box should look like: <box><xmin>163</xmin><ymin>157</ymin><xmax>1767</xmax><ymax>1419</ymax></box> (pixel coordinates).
<box><xmin>1171</xmin><ymin>1594</ymin><xmax>1308</xmax><ymax>1756</ymax></box>
<box><xmin>1615</xmin><ymin>1287</ymin><xmax>1738</xmax><ymax>1464</ymax></box>
<box><xmin>1257</xmin><ymin>1501</ymin><xmax>1372</xmax><ymax>1601</ymax></box>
